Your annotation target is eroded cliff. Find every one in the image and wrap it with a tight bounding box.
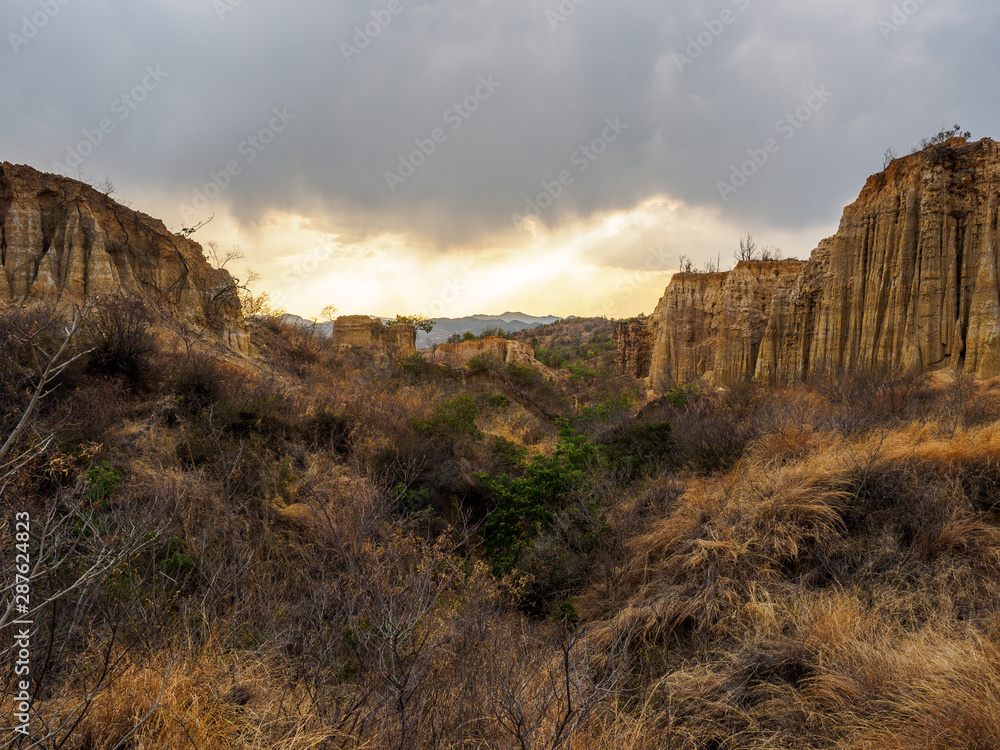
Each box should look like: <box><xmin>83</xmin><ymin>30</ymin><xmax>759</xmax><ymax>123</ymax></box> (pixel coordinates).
<box><xmin>763</xmin><ymin>138</ymin><xmax>1000</xmax><ymax>380</ymax></box>
<box><xmin>634</xmin><ymin>260</ymin><xmax>805</xmax><ymax>388</ymax></box>
<box><xmin>331</xmin><ymin>315</ymin><xmax>417</xmax><ymax>359</ymax></box>
<box><xmin>620</xmin><ymin>137</ymin><xmax>1000</xmax><ymax>386</ymax></box>
<box><xmin>434</xmin><ymin>336</ymin><xmax>538</xmax><ymax>368</ymax></box>
<box><xmin>0</xmin><ymin>162</ymin><xmax>245</xmax><ymax>347</ymax></box>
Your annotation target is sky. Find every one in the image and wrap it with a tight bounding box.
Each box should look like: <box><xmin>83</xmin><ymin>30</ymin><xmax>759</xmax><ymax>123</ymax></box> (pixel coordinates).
<box><xmin>2</xmin><ymin>0</ymin><xmax>997</xmax><ymax>319</ymax></box>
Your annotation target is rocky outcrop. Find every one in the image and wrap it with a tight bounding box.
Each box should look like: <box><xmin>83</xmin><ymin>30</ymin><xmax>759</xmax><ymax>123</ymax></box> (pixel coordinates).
<box><xmin>621</xmin><ymin>137</ymin><xmax>1000</xmax><ymax>386</ymax></box>
<box><xmin>626</xmin><ymin>260</ymin><xmax>804</xmax><ymax>388</ymax></box>
<box><xmin>433</xmin><ymin>336</ymin><xmax>537</xmax><ymax>368</ymax></box>
<box><xmin>331</xmin><ymin>315</ymin><xmax>416</xmax><ymax>359</ymax></box>
<box><xmin>613</xmin><ymin>319</ymin><xmax>655</xmax><ymax>378</ymax></box>
<box><xmin>759</xmin><ymin>137</ymin><xmax>1000</xmax><ymax>381</ymax></box>
<box><xmin>431</xmin><ymin>336</ymin><xmax>560</xmax><ymax>378</ymax></box>
<box><xmin>0</xmin><ymin>162</ymin><xmax>245</xmax><ymax>348</ymax></box>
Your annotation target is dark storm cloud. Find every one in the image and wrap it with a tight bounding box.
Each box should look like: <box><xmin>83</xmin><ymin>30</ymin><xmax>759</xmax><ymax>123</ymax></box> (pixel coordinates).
<box><xmin>2</xmin><ymin>0</ymin><xmax>997</xmax><ymax>257</ymax></box>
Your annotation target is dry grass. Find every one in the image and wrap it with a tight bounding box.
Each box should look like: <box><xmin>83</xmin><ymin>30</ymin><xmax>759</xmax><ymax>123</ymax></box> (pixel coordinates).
<box><xmin>572</xmin><ymin>376</ymin><xmax>1000</xmax><ymax>748</ymax></box>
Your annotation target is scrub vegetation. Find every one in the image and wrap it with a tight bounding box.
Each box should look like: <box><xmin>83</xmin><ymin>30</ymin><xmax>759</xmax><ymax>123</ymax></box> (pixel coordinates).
<box><xmin>4</xmin><ymin>301</ymin><xmax>1000</xmax><ymax>749</ymax></box>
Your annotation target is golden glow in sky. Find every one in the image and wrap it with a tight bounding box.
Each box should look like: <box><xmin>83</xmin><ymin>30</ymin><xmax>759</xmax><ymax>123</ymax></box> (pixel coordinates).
<box><xmin>162</xmin><ymin>195</ymin><xmax>831</xmax><ymax>321</ymax></box>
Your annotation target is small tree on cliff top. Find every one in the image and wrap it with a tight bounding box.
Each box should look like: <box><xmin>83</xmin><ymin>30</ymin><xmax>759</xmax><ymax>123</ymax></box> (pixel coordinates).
<box><xmin>387</xmin><ymin>314</ymin><xmax>435</xmax><ymax>333</ymax></box>
<box><xmin>917</xmin><ymin>123</ymin><xmax>971</xmax><ymax>150</ymax></box>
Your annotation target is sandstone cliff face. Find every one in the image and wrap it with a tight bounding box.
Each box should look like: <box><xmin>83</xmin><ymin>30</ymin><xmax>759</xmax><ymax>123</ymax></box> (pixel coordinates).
<box><xmin>0</xmin><ymin>162</ymin><xmax>245</xmax><ymax>348</ymax></box>
<box><xmin>432</xmin><ymin>336</ymin><xmax>559</xmax><ymax>378</ymax></box>
<box><xmin>613</xmin><ymin>319</ymin><xmax>654</xmax><ymax>378</ymax></box>
<box><xmin>331</xmin><ymin>315</ymin><xmax>416</xmax><ymax>359</ymax></box>
<box><xmin>622</xmin><ymin>138</ymin><xmax>1000</xmax><ymax>386</ymax></box>
<box><xmin>636</xmin><ymin>260</ymin><xmax>804</xmax><ymax>388</ymax></box>
<box><xmin>758</xmin><ymin>138</ymin><xmax>1000</xmax><ymax>381</ymax></box>
<box><xmin>433</xmin><ymin>336</ymin><xmax>537</xmax><ymax>368</ymax></box>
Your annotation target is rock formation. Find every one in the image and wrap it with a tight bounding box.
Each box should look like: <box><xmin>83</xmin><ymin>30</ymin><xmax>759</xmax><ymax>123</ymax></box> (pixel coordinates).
<box><xmin>331</xmin><ymin>315</ymin><xmax>416</xmax><ymax>359</ymax></box>
<box><xmin>620</xmin><ymin>260</ymin><xmax>804</xmax><ymax>388</ymax></box>
<box><xmin>431</xmin><ymin>336</ymin><xmax>560</xmax><ymax>379</ymax></box>
<box><xmin>432</xmin><ymin>336</ymin><xmax>536</xmax><ymax>368</ymax></box>
<box><xmin>613</xmin><ymin>318</ymin><xmax>655</xmax><ymax>379</ymax></box>
<box><xmin>0</xmin><ymin>162</ymin><xmax>245</xmax><ymax>348</ymax></box>
<box><xmin>618</xmin><ymin>137</ymin><xmax>1000</xmax><ymax>385</ymax></box>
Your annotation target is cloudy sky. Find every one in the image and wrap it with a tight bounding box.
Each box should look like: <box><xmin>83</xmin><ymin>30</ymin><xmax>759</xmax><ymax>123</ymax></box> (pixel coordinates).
<box><xmin>2</xmin><ymin>0</ymin><xmax>996</xmax><ymax>319</ymax></box>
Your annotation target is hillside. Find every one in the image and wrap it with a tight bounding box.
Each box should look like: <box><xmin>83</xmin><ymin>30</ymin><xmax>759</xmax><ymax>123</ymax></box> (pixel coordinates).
<box><xmin>0</xmin><ymin>161</ymin><xmax>245</xmax><ymax>349</ymax></box>
<box><xmin>418</xmin><ymin>312</ymin><xmax>561</xmax><ymax>348</ymax></box>
<box><xmin>6</xmin><ymin>300</ymin><xmax>1000</xmax><ymax>748</ymax></box>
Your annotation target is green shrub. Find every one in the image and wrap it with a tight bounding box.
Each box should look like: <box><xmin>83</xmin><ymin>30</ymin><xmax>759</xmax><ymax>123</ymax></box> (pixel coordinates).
<box><xmin>485</xmin><ymin>393</ymin><xmax>511</xmax><ymax>410</ymax></box>
<box><xmin>478</xmin><ymin>423</ymin><xmax>596</xmax><ymax>573</ymax></box>
<box><xmin>157</xmin><ymin>536</ymin><xmax>196</xmax><ymax>580</ymax></box>
<box><xmin>663</xmin><ymin>382</ymin><xmax>699</xmax><ymax>407</ymax></box>
<box><xmin>84</xmin><ymin>460</ymin><xmax>123</xmax><ymax>507</ymax></box>
<box><xmin>505</xmin><ymin>362</ymin><xmax>542</xmax><ymax>387</ymax></box>
<box><xmin>412</xmin><ymin>394</ymin><xmax>482</xmax><ymax>441</ymax></box>
<box><xmin>398</xmin><ymin>353</ymin><xmax>435</xmax><ymax>378</ymax></box>
<box><xmin>486</xmin><ymin>435</ymin><xmax>528</xmax><ymax>474</ymax></box>
<box><xmin>467</xmin><ymin>354</ymin><xmax>502</xmax><ymax>374</ymax></box>
<box><xmin>600</xmin><ymin>421</ymin><xmax>675</xmax><ymax>481</ymax></box>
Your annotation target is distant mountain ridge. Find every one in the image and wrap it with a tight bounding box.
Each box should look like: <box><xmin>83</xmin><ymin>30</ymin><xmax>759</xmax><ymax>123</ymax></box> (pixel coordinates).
<box><xmin>419</xmin><ymin>313</ymin><xmax>561</xmax><ymax>347</ymax></box>
<box><xmin>280</xmin><ymin>312</ymin><xmax>561</xmax><ymax>348</ymax></box>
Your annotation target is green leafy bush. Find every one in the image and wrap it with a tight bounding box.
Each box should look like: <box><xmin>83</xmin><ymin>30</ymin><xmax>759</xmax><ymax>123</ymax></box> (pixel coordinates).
<box><xmin>600</xmin><ymin>421</ymin><xmax>675</xmax><ymax>481</ymax></box>
<box><xmin>478</xmin><ymin>423</ymin><xmax>596</xmax><ymax>573</ymax></box>
<box><xmin>467</xmin><ymin>354</ymin><xmax>502</xmax><ymax>374</ymax></box>
<box><xmin>485</xmin><ymin>393</ymin><xmax>511</xmax><ymax>410</ymax></box>
<box><xmin>412</xmin><ymin>394</ymin><xmax>482</xmax><ymax>441</ymax></box>
<box><xmin>84</xmin><ymin>460</ymin><xmax>123</xmax><ymax>507</ymax></box>
<box><xmin>663</xmin><ymin>383</ymin><xmax>699</xmax><ymax>407</ymax></box>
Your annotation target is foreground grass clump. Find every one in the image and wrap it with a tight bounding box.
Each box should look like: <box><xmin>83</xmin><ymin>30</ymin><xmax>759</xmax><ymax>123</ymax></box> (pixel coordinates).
<box><xmin>6</xmin><ymin>303</ymin><xmax>1000</xmax><ymax>748</ymax></box>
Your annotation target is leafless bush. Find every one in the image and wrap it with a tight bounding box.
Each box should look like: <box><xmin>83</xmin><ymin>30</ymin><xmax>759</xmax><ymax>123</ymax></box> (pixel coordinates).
<box><xmin>84</xmin><ymin>293</ymin><xmax>156</xmax><ymax>384</ymax></box>
<box><xmin>809</xmin><ymin>366</ymin><xmax>931</xmax><ymax>435</ymax></box>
